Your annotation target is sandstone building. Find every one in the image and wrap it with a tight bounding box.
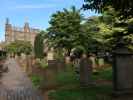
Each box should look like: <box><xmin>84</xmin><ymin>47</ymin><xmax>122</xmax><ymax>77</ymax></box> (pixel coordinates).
<box><xmin>5</xmin><ymin>18</ymin><xmax>40</xmax><ymax>45</ymax></box>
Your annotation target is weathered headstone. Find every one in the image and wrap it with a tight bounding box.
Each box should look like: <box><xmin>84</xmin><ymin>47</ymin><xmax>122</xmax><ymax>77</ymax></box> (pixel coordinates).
<box><xmin>74</xmin><ymin>58</ymin><xmax>80</xmax><ymax>79</ymax></box>
<box><xmin>65</xmin><ymin>56</ymin><xmax>71</xmax><ymax>64</ymax></box>
<box><xmin>89</xmin><ymin>54</ymin><xmax>97</xmax><ymax>71</ymax></box>
<box><xmin>47</xmin><ymin>60</ymin><xmax>58</xmax><ymax>86</ymax></box>
<box><xmin>48</xmin><ymin>60</ymin><xmax>58</xmax><ymax>72</ymax></box>
<box><xmin>113</xmin><ymin>47</ymin><xmax>133</xmax><ymax>95</ymax></box>
<box><xmin>97</xmin><ymin>52</ymin><xmax>105</xmax><ymax>67</ymax></box>
<box><xmin>80</xmin><ymin>54</ymin><xmax>93</xmax><ymax>87</ymax></box>
<box><xmin>98</xmin><ymin>58</ymin><xmax>104</xmax><ymax>67</ymax></box>
<box><xmin>47</xmin><ymin>48</ymin><xmax>54</xmax><ymax>61</ymax></box>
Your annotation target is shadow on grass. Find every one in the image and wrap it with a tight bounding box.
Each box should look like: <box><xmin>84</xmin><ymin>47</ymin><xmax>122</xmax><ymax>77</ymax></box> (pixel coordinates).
<box><xmin>48</xmin><ymin>67</ymin><xmax>113</xmax><ymax>100</ymax></box>
<box><xmin>48</xmin><ymin>84</ymin><xmax>113</xmax><ymax>100</ymax></box>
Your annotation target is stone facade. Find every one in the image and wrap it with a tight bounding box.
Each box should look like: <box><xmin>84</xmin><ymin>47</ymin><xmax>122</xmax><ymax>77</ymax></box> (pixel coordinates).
<box><xmin>5</xmin><ymin>18</ymin><xmax>40</xmax><ymax>45</ymax></box>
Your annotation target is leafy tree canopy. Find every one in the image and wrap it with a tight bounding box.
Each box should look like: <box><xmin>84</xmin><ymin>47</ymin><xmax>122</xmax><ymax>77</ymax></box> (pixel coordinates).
<box><xmin>83</xmin><ymin>0</ymin><xmax>133</xmax><ymax>18</ymax></box>
<box><xmin>34</xmin><ymin>31</ymin><xmax>46</xmax><ymax>59</ymax></box>
<box><xmin>5</xmin><ymin>40</ymin><xmax>32</xmax><ymax>55</ymax></box>
<box><xmin>47</xmin><ymin>6</ymin><xmax>83</xmax><ymax>55</ymax></box>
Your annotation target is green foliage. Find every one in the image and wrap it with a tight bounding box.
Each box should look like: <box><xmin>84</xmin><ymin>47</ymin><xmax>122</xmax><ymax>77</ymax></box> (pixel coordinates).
<box><xmin>36</xmin><ymin>59</ymin><xmax>48</xmax><ymax>69</ymax></box>
<box><xmin>5</xmin><ymin>40</ymin><xmax>32</xmax><ymax>55</ymax></box>
<box><xmin>83</xmin><ymin>0</ymin><xmax>133</xmax><ymax>18</ymax></box>
<box><xmin>0</xmin><ymin>55</ymin><xmax>6</xmax><ymax>60</ymax></box>
<box><xmin>54</xmin><ymin>48</ymin><xmax>64</xmax><ymax>61</ymax></box>
<box><xmin>48</xmin><ymin>6</ymin><xmax>113</xmax><ymax>54</ymax></box>
<box><xmin>104</xmin><ymin>16</ymin><xmax>133</xmax><ymax>49</ymax></box>
<box><xmin>72</xmin><ymin>45</ymin><xmax>86</xmax><ymax>57</ymax></box>
<box><xmin>82</xmin><ymin>15</ymin><xmax>113</xmax><ymax>52</ymax></box>
<box><xmin>34</xmin><ymin>31</ymin><xmax>46</xmax><ymax>59</ymax></box>
<box><xmin>47</xmin><ymin>6</ymin><xmax>83</xmax><ymax>55</ymax></box>
<box><xmin>30</xmin><ymin>74</ymin><xmax>43</xmax><ymax>88</ymax></box>
<box><xmin>83</xmin><ymin>6</ymin><xmax>133</xmax><ymax>51</ymax></box>
<box><xmin>0</xmin><ymin>51</ymin><xmax>7</xmax><ymax>60</ymax></box>
<box><xmin>46</xmin><ymin>5</ymin><xmax>133</xmax><ymax>55</ymax></box>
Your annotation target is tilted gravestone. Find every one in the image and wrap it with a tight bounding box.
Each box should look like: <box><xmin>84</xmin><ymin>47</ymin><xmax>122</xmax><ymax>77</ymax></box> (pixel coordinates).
<box><xmin>80</xmin><ymin>55</ymin><xmax>93</xmax><ymax>87</ymax></box>
<box><xmin>113</xmin><ymin>47</ymin><xmax>133</xmax><ymax>94</ymax></box>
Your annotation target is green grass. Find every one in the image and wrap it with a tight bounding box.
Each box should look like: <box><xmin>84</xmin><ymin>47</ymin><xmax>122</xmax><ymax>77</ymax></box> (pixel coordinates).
<box><xmin>48</xmin><ymin>67</ymin><xmax>113</xmax><ymax>100</ymax></box>
<box><xmin>56</xmin><ymin>71</ymin><xmax>79</xmax><ymax>86</ymax></box>
<box><xmin>30</xmin><ymin>62</ymin><xmax>113</xmax><ymax>100</ymax></box>
<box><xmin>56</xmin><ymin>67</ymin><xmax>112</xmax><ymax>86</ymax></box>
<box><xmin>93</xmin><ymin>67</ymin><xmax>112</xmax><ymax>81</ymax></box>
<box><xmin>30</xmin><ymin>74</ymin><xmax>44</xmax><ymax>88</ymax></box>
<box><xmin>49</xmin><ymin>85</ymin><xmax>112</xmax><ymax>100</ymax></box>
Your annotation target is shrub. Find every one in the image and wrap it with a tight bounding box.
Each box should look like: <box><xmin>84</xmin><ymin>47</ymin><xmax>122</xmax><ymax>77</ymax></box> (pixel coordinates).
<box><xmin>36</xmin><ymin>59</ymin><xmax>48</xmax><ymax>69</ymax></box>
<box><xmin>30</xmin><ymin>74</ymin><xmax>43</xmax><ymax>88</ymax></box>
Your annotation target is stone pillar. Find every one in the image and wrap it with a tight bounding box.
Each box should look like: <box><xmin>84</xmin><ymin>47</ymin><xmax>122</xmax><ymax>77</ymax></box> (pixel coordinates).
<box><xmin>113</xmin><ymin>47</ymin><xmax>133</xmax><ymax>94</ymax></box>
<box><xmin>80</xmin><ymin>54</ymin><xmax>93</xmax><ymax>87</ymax></box>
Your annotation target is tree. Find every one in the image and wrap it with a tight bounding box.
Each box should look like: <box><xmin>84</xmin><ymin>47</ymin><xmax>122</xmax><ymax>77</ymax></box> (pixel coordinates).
<box><xmin>34</xmin><ymin>31</ymin><xmax>46</xmax><ymax>59</ymax></box>
<box><xmin>83</xmin><ymin>0</ymin><xmax>133</xmax><ymax>18</ymax></box>
<box><xmin>5</xmin><ymin>40</ymin><xmax>32</xmax><ymax>55</ymax></box>
<box><xmin>81</xmin><ymin>13</ymin><xmax>114</xmax><ymax>53</ymax></box>
<box><xmin>83</xmin><ymin>5</ymin><xmax>133</xmax><ymax>52</ymax></box>
<box><xmin>47</xmin><ymin>6</ymin><xmax>83</xmax><ymax>55</ymax></box>
<box><xmin>47</xmin><ymin>6</ymin><xmax>117</xmax><ymax>55</ymax></box>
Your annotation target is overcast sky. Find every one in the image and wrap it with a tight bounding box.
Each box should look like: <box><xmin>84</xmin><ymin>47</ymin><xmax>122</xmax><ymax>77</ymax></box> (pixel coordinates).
<box><xmin>0</xmin><ymin>0</ymin><xmax>98</xmax><ymax>42</ymax></box>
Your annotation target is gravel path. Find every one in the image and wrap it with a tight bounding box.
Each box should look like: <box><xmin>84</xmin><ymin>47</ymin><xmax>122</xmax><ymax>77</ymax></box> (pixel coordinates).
<box><xmin>1</xmin><ymin>58</ymin><xmax>33</xmax><ymax>89</ymax></box>
<box><xmin>0</xmin><ymin>58</ymin><xmax>43</xmax><ymax>100</ymax></box>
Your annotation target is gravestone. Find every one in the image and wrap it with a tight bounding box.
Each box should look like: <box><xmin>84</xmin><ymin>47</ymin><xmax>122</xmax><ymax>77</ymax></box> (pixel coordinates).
<box><xmin>113</xmin><ymin>47</ymin><xmax>133</xmax><ymax>95</ymax></box>
<box><xmin>47</xmin><ymin>60</ymin><xmax>58</xmax><ymax>86</ymax></box>
<box><xmin>65</xmin><ymin>56</ymin><xmax>71</xmax><ymax>64</ymax></box>
<box><xmin>89</xmin><ymin>54</ymin><xmax>97</xmax><ymax>71</ymax></box>
<box><xmin>97</xmin><ymin>52</ymin><xmax>105</xmax><ymax>67</ymax></box>
<box><xmin>74</xmin><ymin>58</ymin><xmax>80</xmax><ymax>79</ymax></box>
<box><xmin>98</xmin><ymin>58</ymin><xmax>104</xmax><ymax>67</ymax></box>
<box><xmin>47</xmin><ymin>48</ymin><xmax>54</xmax><ymax>61</ymax></box>
<box><xmin>80</xmin><ymin>54</ymin><xmax>93</xmax><ymax>87</ymax></box>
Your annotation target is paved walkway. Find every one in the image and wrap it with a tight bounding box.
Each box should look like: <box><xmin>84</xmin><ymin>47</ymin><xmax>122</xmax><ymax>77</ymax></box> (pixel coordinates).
<box><xmin>0</xmin><ymin>58</ymin><xmax>43</xmax><ymax>100</ymax></box>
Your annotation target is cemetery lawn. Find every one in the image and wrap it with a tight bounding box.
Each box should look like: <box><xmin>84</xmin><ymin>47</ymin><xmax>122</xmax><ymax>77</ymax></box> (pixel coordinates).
<box><xmin>48</xmin><ymin>67</ymin><xmax>113</xmax><ymax>100</ymax></box>
<box><xmin>48</xmin><ymin>85</ymin><xmax>112</xmax><ymax>100</ymax></box>
<box><xmin>93</xmin><ymin>67</ymin><xmax>112</xmax><ymax>81</ymax></box>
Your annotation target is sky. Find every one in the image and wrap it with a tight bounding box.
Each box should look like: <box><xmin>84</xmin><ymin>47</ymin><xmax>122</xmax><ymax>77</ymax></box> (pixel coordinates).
<box><xmin>0</xmin><ymin>0</ymin><xmax>98</xmax><ymax>42</ymax></box>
